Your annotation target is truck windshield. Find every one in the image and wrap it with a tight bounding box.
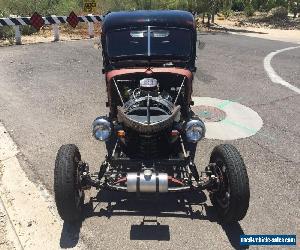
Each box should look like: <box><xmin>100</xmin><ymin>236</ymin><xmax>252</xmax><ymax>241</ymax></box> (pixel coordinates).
<box><xmin>106</xmin><ymin>27</ymin><xmax>192</xmax><ymax>60</ymax></box>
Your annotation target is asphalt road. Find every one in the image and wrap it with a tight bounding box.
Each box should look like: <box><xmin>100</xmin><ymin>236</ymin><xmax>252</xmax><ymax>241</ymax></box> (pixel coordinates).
<box><xmin>0</xmin><ymin>33</ymin><xmax>299</xmax><ymax>249</ymax></box>
<box><xmin>272</xmin><ymin>48</ymin><xmax>300</xmax><ymax>88</ymax></box>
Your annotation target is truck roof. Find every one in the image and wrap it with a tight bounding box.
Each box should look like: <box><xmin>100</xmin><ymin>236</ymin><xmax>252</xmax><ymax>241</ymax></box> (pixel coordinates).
<box><xmin>102</xmin><ymin>10</ymin><xmax>195</xmax><ymax>33</ymax></box>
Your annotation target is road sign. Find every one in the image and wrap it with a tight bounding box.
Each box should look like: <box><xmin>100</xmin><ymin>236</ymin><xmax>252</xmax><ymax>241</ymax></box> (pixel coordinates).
<box><xmin>30</xmin><ymin>12</ymin><xmax>45</xmax><ymax>30</ymax></box>
<box><xmin>67</xmin><ymin>11</ymin><xmax>79</xmax><ymax>28</ymax></box>
<box><xmin>83</xmin><ymin>0</ymin><xmax>96</xmax><ymax>13</ymax></box>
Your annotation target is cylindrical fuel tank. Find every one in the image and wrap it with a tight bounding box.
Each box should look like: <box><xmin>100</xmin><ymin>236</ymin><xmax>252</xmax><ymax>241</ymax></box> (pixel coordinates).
<box><xmin>127</xmin><ymin>170</ymin><xmax>168</xmax><ymax>193</ymax></box>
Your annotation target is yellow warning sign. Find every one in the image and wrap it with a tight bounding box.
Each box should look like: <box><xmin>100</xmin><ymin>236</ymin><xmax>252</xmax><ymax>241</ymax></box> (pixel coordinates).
<box><xmin>83</xmin><ymin>0</ymin><xmax>96</xmax><ymax>13</ymax></box>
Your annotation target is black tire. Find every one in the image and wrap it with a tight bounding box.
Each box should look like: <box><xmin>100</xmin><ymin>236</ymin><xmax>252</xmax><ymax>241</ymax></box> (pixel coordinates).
<box><xmin>54</xmin><ymin>144</ymin><xmax>84</xmax><ymax>222</ymax></box>
<box><xmin>209</xmin><ymin>144</ymin><xmax>250</xmax><ymax>223</ymax></box>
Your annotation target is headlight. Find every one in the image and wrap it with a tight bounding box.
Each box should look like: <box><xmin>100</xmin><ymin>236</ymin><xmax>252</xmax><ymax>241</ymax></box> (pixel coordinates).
<box><xmin>185</xmin><ymin>119</ymin><xmax>205</xmax><ymax>143</ymax></box>
<box><xmin>92</xmin><ymin>117</ymin><xmax>112</xmax><ymax>141</ymax></box>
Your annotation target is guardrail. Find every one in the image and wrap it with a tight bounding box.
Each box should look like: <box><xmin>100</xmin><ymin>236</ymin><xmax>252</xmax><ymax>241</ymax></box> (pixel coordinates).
<box><xmin>0</xmin><ymin>12</ymin><xmax>103</xmax><ymax>45</ymax></box>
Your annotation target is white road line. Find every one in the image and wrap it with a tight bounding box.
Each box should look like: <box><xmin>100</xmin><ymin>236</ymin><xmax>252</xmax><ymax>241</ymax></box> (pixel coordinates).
<box><xmin>264</xmin><ymin>46</ymin><xmax>300</xmax><ymax>94</ymax></box>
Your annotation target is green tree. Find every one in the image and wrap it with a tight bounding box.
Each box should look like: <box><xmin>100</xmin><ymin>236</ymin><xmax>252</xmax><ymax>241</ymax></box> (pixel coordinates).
<box><xmin>289</xmin><ymin>0</ymin><xmax>300</xmax><ymax>17</ymax></box>
<box><xmin>220</xmin><ymin>0</ymin><xmax>233</xmax><ymax>17</ymax></box>
<box><xmin>243</xmin><ymin>0</ymin><xmax>255</xmax><ymax>16</ymax></box>
<box><xmin>232</xmin><ymin>0</ymin><xmax>245</xmax><ymax>11</ymax></box>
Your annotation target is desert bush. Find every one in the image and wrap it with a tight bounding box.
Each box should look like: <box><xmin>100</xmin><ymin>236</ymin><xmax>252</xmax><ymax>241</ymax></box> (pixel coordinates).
<box><xmin>290</xmin><ymin>0</ymin><xmax>300</xmax><ymax>18</ymax></box>
<box><xmin>244</xmin><ymin>3</ymin><xmax>255</xmax><ymax>16</ymax></box>
<box><xmin>0</xmin><ymin>26</ymin><xmax>14</xmax><ymax>42</ymax></box>
<box><xmin>0</xmin><ymin>0</ymin><xmax>82</xmax><ymax>16</ymax></box>
<box><xmin>221</xmin><ymin>8</ymin><xmax>233</xmax><ymax>18</ymax></box>
<box><xmin>232</xmin><ymin>0</ymin><xmax>245</xmax><ymax>11</ymax></box>
<box><xmin>51</xmin><ymin>0</ymin><xmax>81</xmax><ymax>15</ymax></box>
<box><xmin>20</xmin><ymin>25</ymin><xmax>37</xmax><ymax>36</ymax></box>
<box><xmin>0</xmin><ymin>9</ymin><xmax>14</xmax><ymax>42</ymax></box>
<box><xmin>266</xmin><ymin>0</ymin><xmax>288</xmax><ymax>11</ymax></box>
<box><xmin>268</xmin><ymin>6</ymin><xmax>288</xmax><ymax>19</ymax></box>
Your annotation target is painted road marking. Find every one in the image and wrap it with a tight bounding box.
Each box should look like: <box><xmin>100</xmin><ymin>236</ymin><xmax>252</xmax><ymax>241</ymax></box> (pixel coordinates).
<box><xmin>193</xmin><ymin>97</ymin><xmax>263</xmax><ymax>140</ymax></box>
<box><xmin>264</xmin><ymin>46</ymin><xmax>300</xmax><ymax>94</ymax></box>
<box><xmin>216</xmin><ymin>97</ymin><xmax>243</xmax><ymax>110</ymax></box>
<box><xmin>0</xmin><ymin>123</ymin><xmax>83</xmax><ymax>249</ymax></box>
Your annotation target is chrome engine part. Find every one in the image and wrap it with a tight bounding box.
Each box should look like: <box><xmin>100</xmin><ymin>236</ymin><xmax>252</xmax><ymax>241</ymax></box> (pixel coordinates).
<box><xmin>140</xmin><ymin>77</ymin><xmax>158</xmax><ymax>89</ymax></box>
<box><xmin>127</xmin><ymin>169</ymin><xmax>168</xmax><ymax>193</ymax></box>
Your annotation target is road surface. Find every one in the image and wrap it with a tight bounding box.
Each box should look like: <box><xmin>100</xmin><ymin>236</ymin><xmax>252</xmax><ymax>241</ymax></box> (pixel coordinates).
<box><xmin>0</xmin><ymin>33</ymin><xmax>299</xmax><ymax>249</ymax></box>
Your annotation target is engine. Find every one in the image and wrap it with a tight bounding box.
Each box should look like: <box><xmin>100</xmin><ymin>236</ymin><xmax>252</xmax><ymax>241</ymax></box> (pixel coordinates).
<box><xmin>117</xmin><ymin>78</ymin><xmax>181</xmax><ymax>159</ymax></box>
<box><xmin>92</xmin><ymin>76</ymin><xmax>205</xmax><ymax>160</ymax></box>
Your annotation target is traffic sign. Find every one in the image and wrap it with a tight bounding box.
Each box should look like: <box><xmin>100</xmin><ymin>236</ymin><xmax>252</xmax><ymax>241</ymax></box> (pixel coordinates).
<box><xmin>83</xmin><ymin>0</ymin><xmax>96</xmax><ymax>13</ymax></box>
<box><xmin>30</xmin><ymin>12</ymin><xmax>45</xmax><ymax>30</ymax></box>
<box><xmin>67</xmin><ymin>11</ymin><xmax>79</xmax><ymax>28</ymax></box>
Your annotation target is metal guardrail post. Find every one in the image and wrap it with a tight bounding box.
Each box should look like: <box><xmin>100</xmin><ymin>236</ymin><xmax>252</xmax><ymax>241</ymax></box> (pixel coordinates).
<box><xmin>14</xmin><ymin>26</ymin><xmax>22</xmax><ymax>45</ymax></box>
<box><xmin>51</xmin><ymin>15</ymin><xmax>60</xmax><ymax>42</ymax></box>
<box><xmin>88</xmin><ymin>14</ymin><xmax>95</xmax><ymax>38</ymax></box>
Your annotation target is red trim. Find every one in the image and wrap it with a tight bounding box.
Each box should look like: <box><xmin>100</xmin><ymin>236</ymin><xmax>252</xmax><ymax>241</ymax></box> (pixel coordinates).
<box><xmin>106</xmin><ymin>67</ymin><xmax>193</xmax><ymax>82</ymax></box>
<box><xmin>113</xmin><ymin>177</ymin><xmax>127</xmax><ymax>185</ymax></box>
<box><xmin>168</xmin><ymin>176</ymin><xmax>184</xmax><ymax>186</ymax></box>
<box><xmin>105</xmin><ymin>67</ymin><xmax>193</xmax><ymax>118</ymax></box>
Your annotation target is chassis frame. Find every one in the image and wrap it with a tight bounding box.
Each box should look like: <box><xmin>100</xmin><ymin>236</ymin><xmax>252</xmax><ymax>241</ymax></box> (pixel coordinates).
<box><xmin>53</xmin><ymin>10</ymin><xmax>250</xmax><ymax>224</ymax></box>
<box><xmin>78</xmin><ymin>146</ymin><xmax>220</xmax><ymax>194</ymax></box>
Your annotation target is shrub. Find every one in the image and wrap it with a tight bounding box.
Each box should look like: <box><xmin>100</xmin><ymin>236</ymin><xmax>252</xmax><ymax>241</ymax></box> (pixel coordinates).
<box><xmin>20</xmin><ymin>25</ymin><xmax>37</xmax><ymax>36</ymax></box>
<box><xmin>0</xmin><ymin>9</ymin><xmax>14</xmax><ymax>42</ymax></box>
<box><xmin>268</xmin><ymin>6</ymin><xmax>288</xmax><ymax>19</ymax></box>
<box><xmin>290</xmin><ymin>1</ymin><xmax>300</xmax><ymax>18</ymax></box>
<box><xmin>0</xmin><ymin>26</ymin><xmax>14</xmax><ymax>42</ymax></box>
<box><xmin>222</xmin><ymin>9</ymin><xmax>233</xmax><ymax>18</ymax></box>
<box><xmin>232</xmin><ymin>0</ymin><xmax>245</xmax><ymax>11</ymax></box>
<box><xmin>244</xmin><ymin>4</ymin><xmax>255</xmax><ymax>17</ymax></box>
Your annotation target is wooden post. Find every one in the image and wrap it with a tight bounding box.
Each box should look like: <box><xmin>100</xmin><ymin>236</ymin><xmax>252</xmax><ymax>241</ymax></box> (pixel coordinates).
<box><xmin>14</xmin><ymin>26</ymin><xmax>21</xmax><ymax>45</ymax></box>
<box><xmin>88</xmin><ymin>14</ymin><xmax>94</xmax><ymax>38</ymax></box>
<box><xmin>51</xmin><ymin>15</ymin><xmax>60</xmax><ymax>42</ymax></box>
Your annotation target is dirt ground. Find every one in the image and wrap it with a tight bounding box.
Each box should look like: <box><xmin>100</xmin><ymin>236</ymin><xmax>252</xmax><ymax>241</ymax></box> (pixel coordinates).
<box><xmin>0</xmin><ymin>22</ymin><xmax>101</xmax><ymax>47</ymax></box>
<box><xmin>195</xmin><ymin>12</ymin><xmax>300</xmax><ymax>43</ymax></box>
<box><xmin>224</xmin><ymin>11</ymin><xmax>300</xmax><ymax>30</ymax></box>
<box><xmin>213</xmin><ymin>19</ymin><xmax>300</xmax><ymax>43</ymax></box>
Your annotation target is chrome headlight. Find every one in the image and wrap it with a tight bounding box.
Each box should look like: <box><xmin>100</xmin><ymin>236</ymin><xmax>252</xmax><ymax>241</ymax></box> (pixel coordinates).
<box><xmin>92</xmin><ymin>117</ymin><xmax>112</xmax><ymax>141</ymax></box>
<box><xmin>185</xmin><ymin>119</ymin><xmax>205</xmax><ymax>143</ymax></box>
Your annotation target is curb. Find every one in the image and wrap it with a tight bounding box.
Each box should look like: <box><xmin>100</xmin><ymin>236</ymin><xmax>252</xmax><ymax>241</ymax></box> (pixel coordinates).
<box><xmin>0</xmin><ymin>123</ymin><xmax>83</xmax><ymax>249</ymax></box>
<box><xmin>0</xmin><ymin>195</ymin><xmax>23</xmax><ymax>249</ymax></box>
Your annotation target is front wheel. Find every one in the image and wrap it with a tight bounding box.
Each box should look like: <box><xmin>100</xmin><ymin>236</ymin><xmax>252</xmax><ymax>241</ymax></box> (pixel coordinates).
<box><xmin>209</xmin><ymin>144</ymin><xmax>250</xmax><ymax>223</ymax></box>
<box><xmin>54</xmin><ymin>144</ymin><xmax>84</xmax><ymax>222</ymax></box>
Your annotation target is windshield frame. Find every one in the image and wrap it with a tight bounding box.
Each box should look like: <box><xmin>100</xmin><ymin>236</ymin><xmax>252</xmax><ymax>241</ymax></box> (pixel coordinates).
<box><xmin>105</xmin><ymin>26</ymin><xmax>193</xmax><ymax>63</ymax></box>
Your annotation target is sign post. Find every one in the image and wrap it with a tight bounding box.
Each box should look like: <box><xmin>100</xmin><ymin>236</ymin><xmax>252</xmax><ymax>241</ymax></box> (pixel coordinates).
<box><xmin>51</xmin><ymin>15</ymin><xmax>60</xmax><ymax>41</ymax></box>
<box><xmin>88</xmin><ymin>14</ymin><xmax>95</xmax><ymax>38</ymax></box>
<box><xmin>14</xmin><ymin>26</ymin><xmax>21</xmax><ymax>45</ymax></box>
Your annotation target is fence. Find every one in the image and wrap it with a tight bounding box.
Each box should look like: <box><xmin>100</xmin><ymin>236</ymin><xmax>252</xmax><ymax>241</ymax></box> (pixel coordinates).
<box><xmin>0</xmin><ymin>12</ymin><xmax>103</xmax><ymax>45</ymax></box>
